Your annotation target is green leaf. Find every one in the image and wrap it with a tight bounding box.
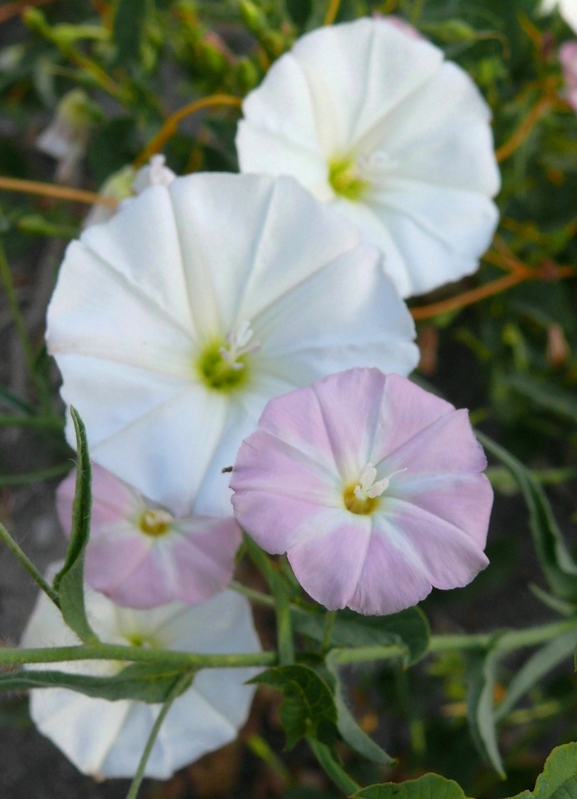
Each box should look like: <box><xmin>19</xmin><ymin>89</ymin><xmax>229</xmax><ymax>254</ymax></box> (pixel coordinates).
<box><xmin>52</xmin><ymin>408</ymin><xmax>98</xmax><ymax>644</ymax></box>
<box><xmin>325</xmin><ymin>650</ymin><xmax>394</xmax><ymax>766</ymax></box>
<box><xmin>465</xmin><ymin>648</ymin><xmax>505</xmax><ymax>778</ymax></box>
<box><xmin>352</xmin><ymin>773</ymin><xmax>467</xmax><ymax>799</ymax></box>
<box><xmin>113</xmin><ymin>0</ymin><xmax>147</xmax><ymax>66</ymax></box>
<box><xmin>477</xmin><ymin>432</ymin><xmax>577</xmax><ymax>603</ymax></box>
<box><xmin>292</xmin><ymin>606</ymin><xmax>429</xmax><ymax>664</ymax></box>
<box><xmin>251</xmin><ymin>665</ymin><xmax>337</xmax><ymax>750</ymax></box>
<box><xmin>0</xmin><ymin>663</ymin><xmax>194</xmax><ymax>703</ymax></box>
<box><xmin>495</xmin><ymin>629</ymin><xmax>577</xmax><ymax>722</ymax></box>
<box><xmin>506</xmin><ymin>373</ymin><xmax>577</xmax><ymax>425</ymax></box>
<box><xmin>508</xmin><ymin>742</ymin><xmax>577</xmax><ymax>799</ymax></box>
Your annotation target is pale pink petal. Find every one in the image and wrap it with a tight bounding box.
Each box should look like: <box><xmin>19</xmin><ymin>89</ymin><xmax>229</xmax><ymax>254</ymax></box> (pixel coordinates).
<box><xmin>348</xmin><ymin>516</ymin><xmax>433</xmax><ymax>615</ymax></box>
<box><xmin>84</xmin><ymin>527</ymin><xmax>153</xmax><ymax>600</ymax></box>
<box><xmin>287</xmin><ymin>515</ymin><xmax>372</xmax><ymax>609</ymax></box>
<box><xmin>383</xmin><ymin>498</ymin><xmax>489</xmax><ymax>589</ymax></box>
<box><xmin>165</xmin><ymin>517</ymin><xmax>242</xmax><ymax>604</ymax></box>
<box><xmin>56</xmin><ymin>462</ymin><xmax>139</xmax><ymax>535</ymax></box>
<box><xmin>388</xmin><ymin>473</ymin><xmax>493</xmax><ymax>551</ymax></box>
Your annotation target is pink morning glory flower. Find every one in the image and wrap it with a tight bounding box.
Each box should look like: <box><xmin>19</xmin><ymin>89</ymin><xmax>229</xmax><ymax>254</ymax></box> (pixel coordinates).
<box><xmin>56</xmin><ymin>463</ymin><xmax>241</xmax><ymax>608</ymax></box>
<box><xmin>230</xmin><ymin>369</ymin><xmax>493</xmax><ymax>616</ymax></box>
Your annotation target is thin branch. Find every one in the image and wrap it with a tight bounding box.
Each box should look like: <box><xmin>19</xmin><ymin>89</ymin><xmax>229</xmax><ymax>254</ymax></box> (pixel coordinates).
<box><xmin>0</xmin><ymin>176</ymin><xmax>117</xmax><ymax>207</ymax></box>
<box><xmin>324</xmin><ymin>0</ymin><xmax>341</xmax><ymax>25</ymax></box>
<box><xmin>0</xmin><ymin>523</ymin><xmax>61</xmax><ymax>608</ymax></box>
<box><xmin>134</xmin><ymin>94</ymin><xmax>243</xmax><ymax>168</ymax></box>
<box><xmin>0</xmin><ymin>0</ymin><xmax>53</xmax><ymax>24</ymax></box>
<box><xmin>125</xmin><ymin>673</ymin><xmax>195</xmax><ymax>799</ymax></box>
<box><xmin>496</xmin><ymin>95</ymin><xmax>555</xmax><ymax>163</ymax></box>
<box><xmin>410</xmin><ymin>271</ymin><xmax>527</xmax><ymax>321</ymax></box>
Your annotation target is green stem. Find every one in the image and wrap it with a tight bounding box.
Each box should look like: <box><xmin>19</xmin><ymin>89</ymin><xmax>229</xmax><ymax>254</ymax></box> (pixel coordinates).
<box><xmin>125</xmin><ymin>672</ymin><xmax>194</xmax><ymax>799</ymax></box>
<box><xmin>0</xmin><ymin>644</ymin><xmax>276</xmax><ymax>669</ymax></box>
<box><xmin>429</xmin><ymin>618</ymin><xmax>577</xmax><ymax>654</ymax></box>
<box><xmin>307</xmin><ymin>737</ymin><xmax>360</xmax><ymax>795</ymax></box>
<box><xmin>230</xmin><ymin>580</ymin><xmax>275</xmax><ymax>606</ymax></box>
<box><xmin>0</xmin><ymin>462</ymin><xmax>72</xmax><ymax>487</ymax></box>
<box><xmin>329</xmin><ymin>645</ymin><xmax>407</xmax><ymax>665</ymax></box>
<box><xmin>0</xmin><ymin>415</ymin><xmax>64</xmax><ymax>431</ymax></box>
<box><xmin>243</xmin><ymin>533</ymin><xmax>295</xmax><ymax>665</ymax></box>
<box><xmin>322</xmin><ymin>610</ymin><xmax>336</xmax><ymax>653</ymax></box>
<box><xmin>0</xmin><ymin>239</ymin><xmax>52</xmax><ymax>411</ymax></box>
<box><xmin>0</xmin><ymin>522</ymin><xmax>60</xmax><ymax>608</ymax></box>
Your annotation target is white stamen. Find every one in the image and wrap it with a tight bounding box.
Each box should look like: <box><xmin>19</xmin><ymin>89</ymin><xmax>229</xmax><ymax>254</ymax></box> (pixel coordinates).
<box><xmin>219</xmin><ymin>321</ymin><xmax>261</xmax><ymax>370</ymax></box>
<box><xmin>353</xmin><ymin>463</ymin><xmax>406</xmax><ymax>501</ymax></box>
<box><xmin>355</xmin><ymin>151</ymin><xmax>399</xmax><ymax>188</ymax></box>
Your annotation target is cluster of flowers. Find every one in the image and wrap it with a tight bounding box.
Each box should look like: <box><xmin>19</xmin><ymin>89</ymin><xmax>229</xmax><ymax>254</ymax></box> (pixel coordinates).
<box><xmin>24</xmin><ymin>17</ymin><xmax>498</xmax><ymax>781</ymax></box>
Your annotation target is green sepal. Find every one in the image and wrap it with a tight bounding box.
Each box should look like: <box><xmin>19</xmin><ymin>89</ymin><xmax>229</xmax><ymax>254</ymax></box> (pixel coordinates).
<box><xmin>52</xmin><ymin>407</ymin><xmax>99</xmax><ymax>644</ymax></box>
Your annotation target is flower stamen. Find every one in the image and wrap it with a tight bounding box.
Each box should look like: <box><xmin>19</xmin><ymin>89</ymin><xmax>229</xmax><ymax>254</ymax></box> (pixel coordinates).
<box><xmin>198</xmin><ymin>321</ymin><xmax>260</xmax><ymax>391</ymax></box>
<box><xmin>219</xmin><ymin>320</ymin><xmax>261</xmax><ymax>371</ymax></box>
<box><xmin>139</xmin><ymin>508</ymin><xmax>173</xmax><ymax>537</ymax></box>
<box><xmin>344</xmin><ymin>463</ymin><xmax>406</xmax><ymax>515</ymax></box>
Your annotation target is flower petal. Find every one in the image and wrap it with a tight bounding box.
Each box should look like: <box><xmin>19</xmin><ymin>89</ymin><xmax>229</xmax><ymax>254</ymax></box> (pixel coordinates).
<box><xmin>287</xmin><ymin>514</ymin><xmax>372</xmax><ymax>609</ymax></box>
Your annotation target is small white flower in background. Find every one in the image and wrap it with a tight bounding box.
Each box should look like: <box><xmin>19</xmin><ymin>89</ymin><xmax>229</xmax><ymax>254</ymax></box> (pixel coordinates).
<box><xmin>83</xmin><ymin>156</ymin><xmax>176</xmax><ymax>228</ymax></box>
<box><xmin>21</xmin><ymin>565</ymin><xmax>261</xmax><ymax>780</ymax></box>
<box><xmin>541</xmin><ymin>0</ymin><xmax>577</xmax><ymax>32</ymax></box>
<box><xmin>37</xmin><ymin>89</ymin><xmax>99</xmax><ymax>184</ymax></box>
<box><xmin>236</xmin><ymin>17</ymin><xmax>501</xmax><ymax>298</ymax></box>
<box><xmin>46</xmin><ymin>173</ymin><xmax>418</xmax><ymax>517</ymax></box>
<box><xmin>132</xmin><ymin>154</ymin><xmax>176</xmax><ymax>193</ymax></box>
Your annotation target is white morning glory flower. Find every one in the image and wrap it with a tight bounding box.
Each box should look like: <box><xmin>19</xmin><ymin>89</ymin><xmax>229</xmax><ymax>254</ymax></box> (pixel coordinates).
<box><xmin>541</xmin><ymin>0</ymin><xmax>577</xmax><ymax>32</ymax></box>
<box><xmin>236</xmin><ymin>17</ymin><xmax>501</xmax><ymax>298</ymax></box>
<box><xmin>46</xmin><ymin>173</ymin><xmax>418</xmax><ymax>517</ymax></box>
<box><xmin>21</xmin><ymin>565</ymin><xmax>261</xmax><ymax>780</ymax></box>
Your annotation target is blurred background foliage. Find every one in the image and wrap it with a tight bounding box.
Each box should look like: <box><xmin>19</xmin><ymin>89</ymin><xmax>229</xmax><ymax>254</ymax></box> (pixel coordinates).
<box><xmin>2</xmin><ymin>0</ymin><xmax>577</xmax><ymax>798</ymax></box>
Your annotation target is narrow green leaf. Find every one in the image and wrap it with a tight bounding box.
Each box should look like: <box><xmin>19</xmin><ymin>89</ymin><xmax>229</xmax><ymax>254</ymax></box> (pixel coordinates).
<box><xmin>478</xmin><ymin>432</ymin><xmax>577</xmax><ymax>603</ymax></box>
<box><xmin>352</xmin><ymin>773</ymin><xmax>466</xmax><ymax>799</ymax></box>
<box><xmin>113</xmin><ymin>0</ymin><xmax>147</xmax><ymax>66</ymax></box>
<box><xmin>0</xmin><ymin>663</ymin><xmax>194</xmax><ymax>703</ymax></box>
<box><xmin>251</xmin><ymin>665</ymin><xmax>337</xmax><ymax>750</ymax></box>
<box><xmin>53</xmin><ymin>408</ymin><xmax>98</xmax><ymax>644</ymax></box>
<box><xmin>506</xmin><ymin>373</ymin><xmax>577</xmax><ymax>425</ymax></box>
<box><xmin>325</xmin><ymin>650</ymin><xmax>395</xmax><ymax>766</ymax></box>
<box><xmin>465</xmin><ymin>648</ymin><xmax>505</xmax><ymax>778</ymax></box>
<box><xmin>495</xmin><ymin>629</ymin><xmax>577</xmax><ymax>722</ymax></box>
<box><xmin>292</xmin><ymin>606</ymin><xmax>429</xmax><ymax>664</ymax></box>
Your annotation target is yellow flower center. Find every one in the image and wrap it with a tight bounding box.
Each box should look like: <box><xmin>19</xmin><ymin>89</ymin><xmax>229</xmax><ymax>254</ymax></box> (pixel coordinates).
<box><xmin>328</xmin><ymin>156</ymin><xmax>369</xmax><ymax>201</ymax></box>
<box><xmin>139</xmin><ymin>508</ymin><xmax>173</xmax><ymax>537</ymax></box>
<box><xmin>197</xmin><ymin>321</ymin><xmax>260</xmax><ymax>392</ymax></box>
<box><xmin>343</xmin><ymin>484</ymin><xmax>379</xmax><ymax>515</ymax></box>
<box><xmin>343</xmin><ymin>463</ymin><xmax>406</xmax><ymax>516</ymax></box>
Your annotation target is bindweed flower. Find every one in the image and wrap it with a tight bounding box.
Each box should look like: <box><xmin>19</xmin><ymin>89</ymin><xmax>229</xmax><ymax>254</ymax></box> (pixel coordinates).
<box><xmin>236</xmin><ymin>17</ymin><xmax>500</xmax><ymax>298</ymax></box>
<box><xmin>231</xmin><ymin>369</ymin><xmax>493</xmax><ymax>616</ymax></box>
<box><xmin>37</xmin><ymin>89</ymin><xmax>100</xmax><ymax>184</ymax></box>
<box><xmin>541</xmin><ymin>0</ymin><xmax>577</xmax><ymax>32</ymax></box>
<box><xmin>559</xmin><ymin>41</ymin><xmax>577</xmax><ymax>112</ymax></box>
<box><xmin>56</xmin><ymin>463</ymin><xmax>241</xmax><ymax>608</ymax></box>
<box><xmin>47</xmin><ymin>173</ymin><xmax>418</xmax><ymax>517</ymax></box>
<box><xmin>21</xmin><ymin>566</ymin><xmax>262</xmax><ymax>780</ymax></box>
<box><xmin>131</xmin><ymin>154</ymin><xmax>176</xmax><ymax>194</ymax></box>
